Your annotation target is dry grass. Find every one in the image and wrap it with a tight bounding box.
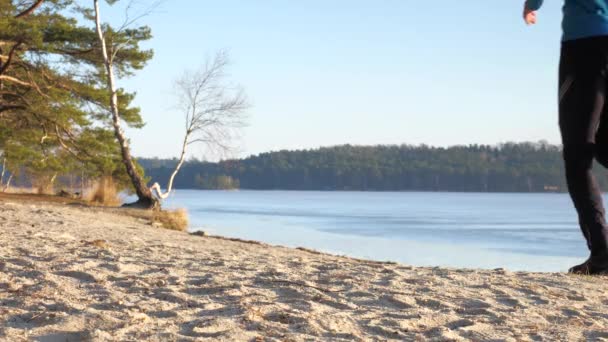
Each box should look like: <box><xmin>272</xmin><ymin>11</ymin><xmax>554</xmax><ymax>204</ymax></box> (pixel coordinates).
<box><xmin>87</xmin><ymin>177</ymin><xmax>122</xmax><ymax>207</ymax></box>
<box><xmin>152</xmin><ymin>208</ymin><xmax>189</xmax><ymax>231</ymax></box>
<box><xmin>0</xmin><ymin>192</ymin><xmax>87</xmax><ymax>205</ymax></box>
<box><xmin>31</xmin><ymin>179</ymin><xmax>54</xmax><ymax>195</ymax></box>
<box><xmin>3</xmin><ymin>187</ymin><xmax>35</xmax><ymax>195</ymax></box>
<box><xmin>35</xmin><ymin>185</ymin><xmax>52</xmax><ymax>195</ymax></box>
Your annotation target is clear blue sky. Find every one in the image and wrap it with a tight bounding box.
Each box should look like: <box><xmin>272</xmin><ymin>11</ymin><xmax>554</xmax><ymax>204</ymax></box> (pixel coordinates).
<box><xmin>108</xmin><ymin>1</ymin><xmax>565</xmax><ymax>159</ymax></box>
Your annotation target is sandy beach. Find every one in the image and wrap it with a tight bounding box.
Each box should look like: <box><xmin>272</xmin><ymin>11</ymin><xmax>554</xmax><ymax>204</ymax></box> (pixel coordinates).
<box><xmin>1</xmin><ymin>200</ymin><xmax>608</xmax><ymax>341</ymax></box>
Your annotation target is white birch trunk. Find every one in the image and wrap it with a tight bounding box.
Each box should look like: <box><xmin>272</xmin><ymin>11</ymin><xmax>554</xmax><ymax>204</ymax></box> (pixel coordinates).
<box><xmin>3</xmin><ymin>174</ymin><xmax>12</xmax><ymax>193</ymax></box>
<box><xmin>151</xmin><ymin>132</ymin><xmax>190</xmax><ymax>199</ymax></box>
<box><xmin>93</xmin><ymin>0</ymin><xmax>155</xmax><ymax>207</ymax></box>
<box><xmin>0</xmin><ymin>157</ymin><xmax>5</xmax><ymax>187</ymax></box>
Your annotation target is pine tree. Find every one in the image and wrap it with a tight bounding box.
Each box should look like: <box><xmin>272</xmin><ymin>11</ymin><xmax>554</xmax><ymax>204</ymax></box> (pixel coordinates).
<box><xmin>0</xmin><ymin>0</ymin><xmax>152</xmax><ymax>197</ymax></box>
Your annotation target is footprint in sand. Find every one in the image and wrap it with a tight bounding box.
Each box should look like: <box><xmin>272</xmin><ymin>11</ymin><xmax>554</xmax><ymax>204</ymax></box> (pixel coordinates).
<box><xmin>416</xmin><ymin>297</ymin><xmax>452</xmax><ymax>311</ymax></box>
<box><xmin>566</xmin><ymin>293</ymin><xmax>587</xmax><ymax>302</ymax></box>
<box><xmin>377</xmin><ymin>294</ymin><xmax>416</xmax><ymax>310</ymax></box>
<box><xmin>148</xmin><ymin>310</ymin><xmax>179</xmax><ymax>319</ymax></box>
<box><xmin>55</xmin><ymin>271</ymin><xmax>97</xmax><ymax>283</ymax></box>
<box><xmin>7</xmin><ymin>258</ymin><xmax>35</xmax><ymax>268</ymax></box>
<box><xmin>461</xmin><ymin>299</ymin><xmax>491</xmax><ymax>309</ymax></box>
<box><xmin>515</xmin><ymin>287</ymin><xmax>551</xmax><ymax>305</ymax></box>
<box><xmin>455</xmin><ymin>306</ymin><xmax>498</xmax><ymax>319</ymax></box>
<box><xmin>180</xmin><ymin>318</ymin><xmax>234</xmax><ymax>338</ymax></box>
<box><xmin>314</xmin><ymin>296</ymin><xmax>357</xmax><ymax>311</ymax></box>
<box><xmin>33</xmin><ymin>331</ymin><xmax>89</xmax><ymax>342</ymax></box>
<box><xmin>496</xmin><ymin>296</ymin><xmax>522</xmax><ymax>309</ymax></box>
<box><xmin>585</xmin><ymin>331</ymin><xmax>608</xmax><ymax>340</ymax></box>
<box><xmin>151</xmin><ymin>289</ymin><xmax>186</xmax><ymax>305</ymax></box>
<box><xmin>264</xmin><ymin>311</ymin><xmax>307</xmax><ymax>325</ymax></box>
<box><xmin>562</xmin><ymin>308</ymin><xmax>582</xmax><ymax>318</ymax></box>
<box><xmin>447</xmin><ymin>318</ymin><xmax>475</xmax><ymax>330</ymax></box>
<box><xmin>8</xmin><ymin>311</ymin><xmax>63</xmax><ymax>329</ymax></box>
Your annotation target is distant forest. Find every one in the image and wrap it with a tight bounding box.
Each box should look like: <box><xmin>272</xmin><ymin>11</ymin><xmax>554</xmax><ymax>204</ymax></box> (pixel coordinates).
<box><xmin>139</xmin><ymin>142</ymin><xmax>608</xmax><ymax>193</ymax></box>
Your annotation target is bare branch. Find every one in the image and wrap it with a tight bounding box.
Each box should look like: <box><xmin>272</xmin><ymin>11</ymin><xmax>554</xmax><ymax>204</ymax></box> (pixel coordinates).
<box><xmin>151</xmin><ymin>50</ymin><xmax>249</xmax><ymax>199</ymax></box>
<box><xmin>116</xmin><ymin>0</ymin><xmax>164</xmax><ymax>34</ymax></box>
<box><xmin>54</xmin><ymin>125</ymin><xmax>81</xmax><ymax>160</ymax></box>
<box><xmin>107</xmin><ymin>0</ymin><xmax>163</xmax><ymax>62</ymax></box>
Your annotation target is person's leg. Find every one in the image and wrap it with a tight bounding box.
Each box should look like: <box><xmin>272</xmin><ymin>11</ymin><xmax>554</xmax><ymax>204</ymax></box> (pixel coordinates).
<box><xmin>594</xmin><ymin>105</ymin><xmax>608</xmax><ymax>168</ymax></box>
<box><xmin>590</xmin><ymin>76</ymin><xmax>608</xmax><ymax>250</ymax></box>
<box><xmin>585</xmin><ymin>93</ymin><xmax>608</xmax><ymax>254</ymax></box>
<box><xmin>559</xmin><ymin>38</ymin><xmax>608</xmax><ymax>273</ymax></box>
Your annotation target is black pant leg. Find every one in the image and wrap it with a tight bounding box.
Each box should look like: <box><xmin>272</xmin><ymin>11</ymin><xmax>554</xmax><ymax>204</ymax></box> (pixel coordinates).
<box><xmin>559</xmin><ymin>37</ymin><xmax>608</xmax><ymax>254</ymax></box>
<box><xmin>595</xmin><ymin>118</ymin><xmax>608</xmax><ymax>168</ymax></box>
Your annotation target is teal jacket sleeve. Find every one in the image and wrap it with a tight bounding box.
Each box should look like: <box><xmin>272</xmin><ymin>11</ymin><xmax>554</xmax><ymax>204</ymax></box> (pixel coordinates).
<box><xmin>525</xmin><ymin>0</ymin><xmax>544</xmax><ymax>10</ymax></box>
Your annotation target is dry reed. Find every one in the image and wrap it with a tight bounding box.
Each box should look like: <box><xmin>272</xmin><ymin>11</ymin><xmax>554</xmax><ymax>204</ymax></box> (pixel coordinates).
<box><xmin>152</xmin><ymin>208</ymin><xmax>189</xmax><ymax>231</ymax></box>
<box><xmin>87</xmin><ymin>177</ymin><xmax>122</xmax><ymax>207</ymax></box>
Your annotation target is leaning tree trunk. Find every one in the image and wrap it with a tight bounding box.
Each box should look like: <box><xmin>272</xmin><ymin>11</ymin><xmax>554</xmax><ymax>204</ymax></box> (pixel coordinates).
<box><xmin>94</xmin><ymin>0</ymin><xmax>157</xmax><ymax>209</ymax></box>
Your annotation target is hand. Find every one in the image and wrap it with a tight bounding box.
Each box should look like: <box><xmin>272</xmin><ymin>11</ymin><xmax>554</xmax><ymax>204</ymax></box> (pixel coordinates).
<box><xmin>523</xmin><ymin>6</ymin><xmax>537</xmax><ymax>25</ymax></box>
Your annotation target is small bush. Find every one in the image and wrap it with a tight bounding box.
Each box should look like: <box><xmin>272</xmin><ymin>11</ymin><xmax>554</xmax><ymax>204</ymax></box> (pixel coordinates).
<box><xmin>36</xmin><ymin>185</ymin><xmax>53</xmax><ymax>195</ymax></box>
<box><xmin>152</xmin><ymin>208</ymin><xmax>189</xmax><ymax>231</ymax></box>
<box><xmin>30</xmin><ymin>175</ymin><xmax>55</xmax><ymax>195</ymax></box>
<box><xmin>87</xmin><ymin>177</ymin><xmax>122</xmax><ymax>207</ymax></box>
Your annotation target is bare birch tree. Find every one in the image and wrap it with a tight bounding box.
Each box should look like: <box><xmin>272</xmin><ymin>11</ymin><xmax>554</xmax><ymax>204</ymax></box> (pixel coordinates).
<box><xmin>150</xmin><ymin>51</ymin><xmax>248</xmax><ymax>199</ymax></box>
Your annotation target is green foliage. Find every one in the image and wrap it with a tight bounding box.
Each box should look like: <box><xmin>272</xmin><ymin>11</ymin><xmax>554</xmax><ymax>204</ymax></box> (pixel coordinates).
<box><xmin>0</xmin><ymin>0</ymin><xmax>152</xmax><ymax>191</ymax></box>
<box><xmin>140</xmin><ymin>142</ymin><xmax>583</xmax><ymax>193</ymax></box>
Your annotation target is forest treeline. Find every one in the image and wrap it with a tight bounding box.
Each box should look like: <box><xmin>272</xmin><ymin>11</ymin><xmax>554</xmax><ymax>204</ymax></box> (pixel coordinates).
<box><xmin>140</xmin><ymin>142</ymin><xmax>605</xmax><ymax>193</ymax></box>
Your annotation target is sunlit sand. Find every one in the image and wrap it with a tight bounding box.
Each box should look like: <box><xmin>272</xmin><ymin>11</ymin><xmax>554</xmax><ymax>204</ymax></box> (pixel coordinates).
<box><xmin>1</xmin><ymin>201</ymin><xmax>607</xmax><ymax>341</ymax></box>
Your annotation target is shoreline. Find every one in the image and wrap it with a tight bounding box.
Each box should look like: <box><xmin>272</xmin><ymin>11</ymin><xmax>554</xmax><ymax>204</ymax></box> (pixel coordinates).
<box><xmin>188</xmin><ymin>224</ymin><xmax>583</xmax><ymax>275</ymax></box>
<box><xmin>1</xmin><ymin>200</ymin><xmax>607</xmax><ymax>341</ymax></box>
<box><xmin>145</xmin><ymin>188</ymin><xmax>569</xmax><ymax>194</ymax></box>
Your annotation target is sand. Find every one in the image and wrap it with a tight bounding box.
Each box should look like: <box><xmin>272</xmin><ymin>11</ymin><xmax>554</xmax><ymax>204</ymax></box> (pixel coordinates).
<box><xmin>1</xmin><ymin>200</ymin><xmax>608</xmax><ymax>341</ymax></box>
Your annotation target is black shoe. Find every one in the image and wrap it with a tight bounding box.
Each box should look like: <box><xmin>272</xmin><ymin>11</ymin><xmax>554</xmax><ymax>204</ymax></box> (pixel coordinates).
<box><xmin>568</xmin><ymin>257</ymin><xmax>592</xmax><ymax>275</ymax></box>
<box><xmin>569</xmin><ymin>251</ymin><xmax>608</xmax><ymax>275</ymax></box>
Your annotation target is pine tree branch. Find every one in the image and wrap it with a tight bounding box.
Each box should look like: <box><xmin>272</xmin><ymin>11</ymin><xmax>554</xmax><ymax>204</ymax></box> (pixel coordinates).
<box><xmin>15</xmin><ymin>0</ymin><xmax>45</xmax><ymax>19</ymax></box>
<box><xmin>0</xmin><ymin>42</ymin><xmax>23</xmax><ymax>76</ymax></box>
<box><xmin>0</xmin><ymin>105</ymin><xmax>26</xmax><ymax>113</ymax></box>
<box><xmin>0</xmin><ymin>75</ymin><xmax>32</xmax><ymax>87</ymax></box>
